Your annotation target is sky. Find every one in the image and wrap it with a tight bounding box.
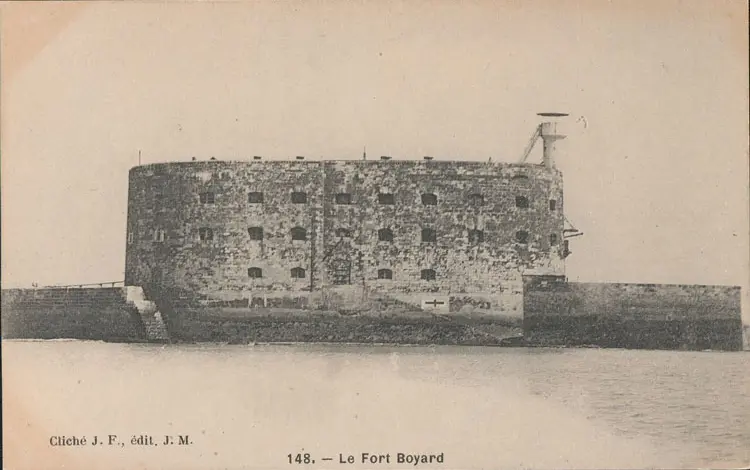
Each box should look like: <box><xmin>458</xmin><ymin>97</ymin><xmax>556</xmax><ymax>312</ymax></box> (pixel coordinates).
<box><xmin>2</xmin><ymin>1</ymin><xmax>748</xmax><ymax>319</ymax></box>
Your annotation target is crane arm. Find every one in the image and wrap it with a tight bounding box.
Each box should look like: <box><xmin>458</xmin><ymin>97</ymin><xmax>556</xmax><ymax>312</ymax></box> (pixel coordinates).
<box><xmin>519</xmin><ymin>124</ymin><xmax>541</xmax><ymax>163</ymax></box>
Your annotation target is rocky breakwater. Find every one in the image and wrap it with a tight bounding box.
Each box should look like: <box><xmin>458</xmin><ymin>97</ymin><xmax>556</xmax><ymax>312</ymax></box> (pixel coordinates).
<box><xmin>157</xmin><ymin>299</ymin><xmax>523</xmax><ymax>345</ymax></box>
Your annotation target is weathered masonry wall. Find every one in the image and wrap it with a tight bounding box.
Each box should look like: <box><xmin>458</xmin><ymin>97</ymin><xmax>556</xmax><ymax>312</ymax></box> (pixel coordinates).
<box><xmin>1</xmin><ymin>288</ymin><xmax>145</xmax><ymax>341</ymax></box>
<box><xmin>125</xmin><ymin>161</ymin><xmax>326</xmax><ymax>302</ymax></box>
<box><xmin>522</xmin><ymin>276</ymin><xmax>743</xmax><ymax>351</ymax></box>
<box><xmin>125</xmin><ymin>160</ymin><xmax>565</xmax><ymax>316</ymax></box>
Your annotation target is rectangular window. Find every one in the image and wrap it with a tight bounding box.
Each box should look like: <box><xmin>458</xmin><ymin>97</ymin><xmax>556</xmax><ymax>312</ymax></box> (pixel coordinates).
<box><xmin>199</xmin><ymin>192</ymin><xmax>215</xmax><ymax>204</ymax></box>
<box><xmin>248</xmin><ymin>227</ymin><xmax>264</xmax><ymax>240</ymax></box>
<box><xmin>468</xmin><ymin>193</ymin><xmax>484</xmax><ymax>206</ymax></box>
<box><xmin>199</xmin><ymin>227</ymin><xmax>214</xmax><ymax>241</ymax></box>
<box><xmin>378</xmin><ymin>193</ymin><xmax>395</xmax><ymax>205</ymax></box>
<box><xmin>549</xmin><ymin>199</ymin><xmax>557</xmax><ymax>211</ymax></box>
<box><xmin>291</xmin><ymin>192</ymin><xmax>307</xmax><ymax>204</ymax></box>
<box><xmin>378</xmin><ymin>228</ymin><xmax>394</xmax><ymax>242</ymax></box>
<box><xmin>248</xmin><ymin>192</ymin><xmax>264</xmax><ymax>204</ymax></box>
<box><xmin>515</xmin><ymin>195</ymin><xmax>529</xmax><ymax>209</ymax></box>
<box><xmin>421</xmin><ymin>228</ymin><xmax>437</xmax><ymax>243</ymax></box>
<box><xmin>335</xmin><ymin>193</ymin><xmax>352</xmax><ymax>204</ymax></box>
<box><xmin>291</xmin><ymin>227</ymin><xmax>307</xmax><ymax>241</ymax></box>
<box><xmin>377</xmin><ymin>269</ymin><xmax>393</xmax><ymax>280</ymax></box>
<box><xmin>421</xmin><ymin>193</ymin><xmax>438</xmax><ymax>205</ymax></box>
<box><xmin>468</xmin><ymin>229</ymin><xmax>484</xmax><ymax>244</ymax></box>
<box><xmin>421</xmin><ymin>269</ymin><xmax>436</xmax><ymax>281</ymax></box>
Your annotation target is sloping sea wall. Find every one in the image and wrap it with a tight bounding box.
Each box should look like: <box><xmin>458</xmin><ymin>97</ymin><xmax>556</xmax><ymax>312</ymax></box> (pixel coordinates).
<box><xmin>1</xmin><ymin>288</ymin><xmax>145</xmax><ymax>341</ymax></box>
<box><xmin>522</xmin><ymin>276</ymin><xmax>743</xmax><ymax>351</ymax></box>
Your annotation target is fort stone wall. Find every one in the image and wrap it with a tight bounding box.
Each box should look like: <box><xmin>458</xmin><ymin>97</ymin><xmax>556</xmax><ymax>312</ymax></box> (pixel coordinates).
<box><xmin>125</xmin><ymin>159</ymin><xmax>565</xmax><ymax>317</ymax></box>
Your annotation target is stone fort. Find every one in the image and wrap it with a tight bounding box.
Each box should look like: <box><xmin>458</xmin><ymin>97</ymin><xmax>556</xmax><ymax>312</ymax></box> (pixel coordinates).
<box><xmin>2</xmin><ymin>115</ymin><xmax>742</xmax><ymax>350</ymax></box>
<box><xmin>124</xmin><ymin>153</ymin><xmax>567</xmax><ymax>316</ymax></box>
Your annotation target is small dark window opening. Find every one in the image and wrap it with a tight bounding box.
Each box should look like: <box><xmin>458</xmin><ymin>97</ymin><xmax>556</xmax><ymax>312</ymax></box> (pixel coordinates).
<box><xmin>247</xmin><ymin>267</ymin><xmax>262</xmax><ymax>279</ymax></box>
<box><xmin>127</xmin><ymin>232</ymin><xmax>134</xmax><ymax>244</ymax></box>
<box><xmin>515</xmin><ymin>230</ymin><xmax>529</xmax><ymax>244</ymax></box>
<box><xmin>248</xmin><ymin>192</ymin><xmax>264</xmax><ymax>204</ymax></box>
<box><xmin>421</xmin><ymin>193</ymin><xmax>438</xmax><ymax>205</ymax></box>
<box><xmin>199</xmin><ymin>227</ymin><xmax>214</xmax><ymax>241</ymax></box>
<box><xmin>153</xmin><ymin>229</ymin><xmax>166</xmax><ymax>243</ymax></box>
<box><xmin>421</xmin><ymin>228</ymin><xmax>437</xmax><ymax>243</ymax></box>
<box><xmin>248</xmin><ymin>227</ymin><xmax>264</xmax><ymax>240</ymax></box>
<box><xmin>378</xmin><ymin>193</ymin><xmax>395</xmax><ymax>205</ymax></box>
<box><xmin>549</xmin><ymin>233</ymin><xmax>559</xmax><ymax>245</ymax></box>
<box><xmin>512</xmin><ymin>174</ymin><xmax>529</xmax><ymax>181</ymax></box>
<box><xmin>291</xmin><ymin>227</ymin><xmax>307</xmax><ymax>241</ymax></box>
<box><xmin>421</xmin><ymin>269</ymin><xmax>436</xmax><ymax>281</ymax></box>
<box><xmin>468</xmin><ymin>193</ymin><xmax>484</xmax><ymax>205</ymax></box>
<box><xmin>378</xmin><ymin>228</ymin><xmax>393</xmax><ymax>242</ymax></box>
<box><xmin>291</xmin><ymin>267</ymin><xmax>306</xmax><ymax>279</ymax></box>
<box><xmin>199</xmin><ymin>192</ymin><xmax>215</xmax><ymax>204</ymax></box>
<box><xmin>515</xmin><ymin>195</ymin><xmax>529</xmax><ymax>208</ymax></box>
<box><xmin>377</xmin><ymin>269</ymin><xmax>393</xmax><ymax>280</ymax></box>
<box><xmin>336</xmin><ymin>228</ymin><xmax>352</xmax><ymax>238</ymax></box>
<box><xmin>549</xmin><ymin>199</ymin><xmax>557</xmax><ymax>211</ymax></box>
<box><xmin>154</xmin><ymin>192</ymin><xmax>163</xmax><ymax>202</ymax></box>
<box><xmin>291</xmin><ymin>192</ymin><xmax>307</xmax><ymax>204</ymax></box>
<box><xmin>335</xmin><ymin>193</ymin><xmax>352</xmax><ymax>204</ymax></box>
<box><xmin>468</xmin><ymin>229</ymin><xmax>484</xmax><ymax>244</ymax></box>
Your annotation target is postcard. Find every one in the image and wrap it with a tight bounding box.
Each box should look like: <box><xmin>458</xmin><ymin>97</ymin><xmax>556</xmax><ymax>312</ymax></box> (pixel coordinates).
<box><xmin>2</xmin><ymin>1</ymin><xmax>748</xmax><ymax>469</ymax></box>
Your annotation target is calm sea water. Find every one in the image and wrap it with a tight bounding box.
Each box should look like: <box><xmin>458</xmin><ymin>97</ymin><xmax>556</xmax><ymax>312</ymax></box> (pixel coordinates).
<box><xmin>3</xmin><ymin>341</ymin><xmax>749</xmax><ymax>470</ymax></box>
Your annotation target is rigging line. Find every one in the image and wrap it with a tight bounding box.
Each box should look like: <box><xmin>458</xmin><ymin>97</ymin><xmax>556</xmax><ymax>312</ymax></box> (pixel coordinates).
<box><xmin>519</xmin><ymin>124</ymin><xmax>542</xmax><ymax>163</ymax></box>
<box><xmin>564</xmin><ymin>214</ymin><xmax>580</xmax><ymax>231</ymax></box>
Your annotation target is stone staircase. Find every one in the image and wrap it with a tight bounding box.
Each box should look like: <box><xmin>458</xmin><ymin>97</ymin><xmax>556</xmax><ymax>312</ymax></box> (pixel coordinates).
<box><xmin>125</xmin><ymin>286</ymin><xmax>170</xmax><ymax>342</ymax></box>
<box><xmin>140</xmin><ymin>312</ymin><xmax>170</xmax><ymax>342</ymax></box>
